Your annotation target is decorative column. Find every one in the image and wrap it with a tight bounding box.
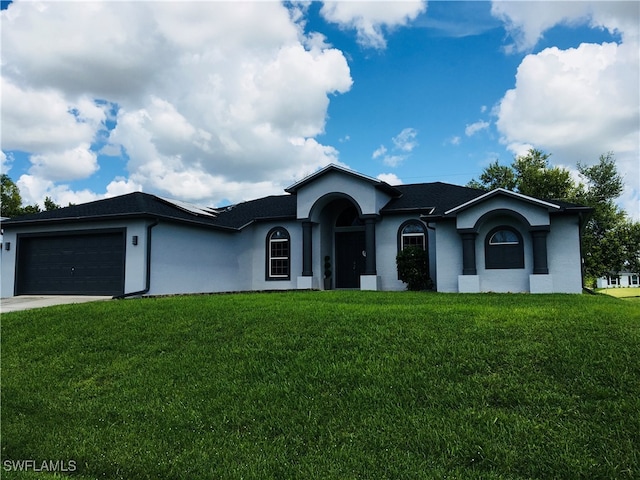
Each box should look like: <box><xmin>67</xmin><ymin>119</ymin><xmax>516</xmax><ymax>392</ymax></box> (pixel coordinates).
<box><xmin>460</xmin><ymin>230</ymin><xmax>477</xmax><ymax>275</ymax></box>
<box><xmin>364</xmin><ymin>217</ymin><xmax>377</xmax><ymax>275</ymax></box>
<box><xmin>302</xmin><ymin>221</ymin><xmax>313</xmax><ymax>276</ymax></box>
<box><xmin>531</xmin><ymin>227</ymin><xmax>550</xmax><ymax>275</ymax></box>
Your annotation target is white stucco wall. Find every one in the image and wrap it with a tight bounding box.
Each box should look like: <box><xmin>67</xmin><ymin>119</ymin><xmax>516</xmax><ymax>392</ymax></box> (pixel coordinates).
<box><xmin>475</xmin><ymin>214</ymin><xmax>533</xmax><ymax>293</ymax></box>
<box><xmin>375</xmin><ymin>215</ymin><xmax>436</xmax><ymax>291</ymax></box>
<box><xmin>433</xmin><ymin>220</ymin><xmax>462</xmax><ymax>293</ymax></box>
<box><xmin>456</xmin><ymin>196</ymin><xmax>552</xmax><ymax>231</ymax></box>
<box><xmin>149</xmin><ymin>222</ymin><xmax>248</xmax><ymax>295</ymax></box>
<box><xmin>248</xmin><ymin>221</ymin><xmax>302</xmax><ymax>291</ymax></box>
<box><xmin>547</xmin><ymin>215</ymin><xmax>583</xmax><ymax>293</ymax></box>
<box><xmin>297</xmin><ymin>171</ymin><xmax>393</xmax><ymax>220</ymax></box>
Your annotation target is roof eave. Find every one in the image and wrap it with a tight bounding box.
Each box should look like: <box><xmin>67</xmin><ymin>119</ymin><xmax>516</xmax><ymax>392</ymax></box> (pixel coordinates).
<box><xmin>1</xmin><ymin>212</ymin><xmax>239</xmax><ymax>232</ymax></box>
<box><xmin>444</xmin><ymin>188</ymin><xmax>562</xmax><ymax>215</ymax></box>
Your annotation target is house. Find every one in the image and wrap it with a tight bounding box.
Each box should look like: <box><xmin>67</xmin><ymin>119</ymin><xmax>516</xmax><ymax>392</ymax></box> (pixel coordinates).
<box><xmin>597</xmin><ymin>272</ymin><xmax>640</xmax><ymax>289</ymax></box>
<box><xmin>0</xmin><ymin>165</ymin><xmax>592</xmax><ymax>298</ymax></box>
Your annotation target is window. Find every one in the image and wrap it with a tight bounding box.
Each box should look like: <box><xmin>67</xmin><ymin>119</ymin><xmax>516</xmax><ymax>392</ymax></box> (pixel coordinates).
<box><xmin>399</xmin><ymin>221</ymin><xmax>426</xmax><ymax>251</ymax></box>
<box><xmin>266</xmin><ymin>227</ymin><xmax>290</xmax><ymax>280</ymax></box>
<box><xmin>485</xmin><ymin>226</ymin><xmax>524</xmax><ymax>269</ymax></box>
<box><xmin>631</xmin><ymin>275</ymin><xmax>639</xmax><ymax>286</ymax></box>
<box><xmin>608</xmin><ymin>275</ymin><xmax>620</xmax><ymax>286</ymax></box>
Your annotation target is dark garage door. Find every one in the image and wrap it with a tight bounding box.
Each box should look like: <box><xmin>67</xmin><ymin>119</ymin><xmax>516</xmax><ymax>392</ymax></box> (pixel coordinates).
<box><xmin>16</xmin><ymin>231</ymin><xmax>125</xmax><ymax>296</ymax></box>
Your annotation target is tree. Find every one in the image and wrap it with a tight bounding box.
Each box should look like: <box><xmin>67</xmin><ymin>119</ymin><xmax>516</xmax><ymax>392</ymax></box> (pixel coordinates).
<box><xmin>468</xmin><ymin>149</ymin><xmax>575</xmax><ymax>199</ymax></box>
<box><xmin>467</xmin><ymin>160</ymin><xmax>516</xmax><ymax>192</ymax></box>
<box><xmin>0</xmin><ymin>174</ymin><xmax>61</xmax><ymax>217</ymax></box>
<box><xmin>575</xmin><ymin>153</ymin><xmax>638</xmax><ymax>284</ymax></box>
<box><xmin>1</xmin><ymin>174</ymin><xmax>23</xmax><ymax>217</ymax></box>
<box><xmin>44</xmin><ymin>196</ymin><xmax>61</xmax><ymax>211</ymax></box>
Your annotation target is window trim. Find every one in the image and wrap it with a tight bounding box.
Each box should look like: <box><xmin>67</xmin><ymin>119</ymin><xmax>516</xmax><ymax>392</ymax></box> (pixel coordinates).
<box><xmin>266</xmin><ymin>227</ymin><xmax>290</xmax><ymax>281</ymax></box>
<box><xmin>484</xmin><ymin>226</ymin><xmax>524</xmax><ymax>270</ymax></box>
<box><xmin>397</xmin><ymin>220</ymin><xmax>427</xmax><ymax>252</ymax></box>
<box><xmin>397</xmin><ymin>220</ymin><xmax>428</xmax><ymax>280</ymax></box>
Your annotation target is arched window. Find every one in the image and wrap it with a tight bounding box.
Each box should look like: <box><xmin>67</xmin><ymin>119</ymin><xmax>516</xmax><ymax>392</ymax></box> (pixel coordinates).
<box><xmin>398</xmin><ymin>221</ymin><xmax>426</xmax><ymax>251</ymax></box>
<box><xmin>485</xmin><ymin>226</ymin><xmax>524</xmax><ymax>269</ymax></box>
<box><xmin>266</xmin><ymin>227</ymin><xmax>290</xmax><ymax>280</ymax></box>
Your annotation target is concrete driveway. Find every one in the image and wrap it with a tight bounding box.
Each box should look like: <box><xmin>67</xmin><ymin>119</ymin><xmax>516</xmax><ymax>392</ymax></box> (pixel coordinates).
<box><xmin>1</xmin><ymin>295</ymin><xmax>112</xmax><ymax>313</ymax></box>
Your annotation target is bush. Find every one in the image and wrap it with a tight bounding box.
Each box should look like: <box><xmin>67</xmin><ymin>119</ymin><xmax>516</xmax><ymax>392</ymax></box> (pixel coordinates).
<box><xmin>396</xmin><ymin>247</ymin><xmax>432</xmax><ymax>291</ymax></box>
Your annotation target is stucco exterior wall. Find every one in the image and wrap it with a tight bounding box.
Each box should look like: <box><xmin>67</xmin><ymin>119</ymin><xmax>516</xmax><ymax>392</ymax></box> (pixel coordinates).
<box><xmin>547</xmin><ymin>215</ymin><xmax>583</xmax><ymax>293</ymax></box>
<box><xmin>375</xmin><ymin>215</ymin><xmax>435</xmax><ymax>291</ymax></box>
<box><xmin>149</xmin><ymin>222</ymin><xmax>247</xmax><ymax>295</ymax></box>
<box><xmin>248</xmin><ymin>221</ymin><xmax>302</xmax><ymax>291</ymax></box>
<box><xmin>297</xmin><ymin>171</ymin><xmax>393</xmax><ymax>220</ymax></box>
<box><xmin>433</xmin><ymin>220</ymin><xmax>462</xmax><ymax>293</ymax></box>
<box><xmin>474</xmin><ymin>213</ymin><xmax>533</xmax><ymax>293</ymax></box>
<box><xmin>456</xmin><ymin>196</ymin><xmax>551</xmax><ymax>230</ymax></box>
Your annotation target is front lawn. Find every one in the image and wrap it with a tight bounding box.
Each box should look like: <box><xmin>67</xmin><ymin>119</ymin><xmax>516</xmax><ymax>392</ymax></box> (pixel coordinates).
<box><xmin>2</xmin><ymin>291</ymin><xmax>639</xmax><ymax>479</ymax></box>
<box><xmin>598</xmin><ymin>287</ymin><xmax>640</xmax><ymax>299</ymax></box>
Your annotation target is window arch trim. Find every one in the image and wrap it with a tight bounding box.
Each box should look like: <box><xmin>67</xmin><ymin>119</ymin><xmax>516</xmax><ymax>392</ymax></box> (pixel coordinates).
<box><xmin>397</xmin><ymin>220</ymin><xmax>427</xmax><ymax>252</ymax></box>
<box><xmin>266</xmin><ymin>227</ymin><xmax>290</xmax><ymax>281</ymax></box>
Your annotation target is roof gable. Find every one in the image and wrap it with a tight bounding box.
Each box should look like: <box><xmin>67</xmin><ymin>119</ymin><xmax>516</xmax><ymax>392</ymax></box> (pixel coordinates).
<box><xmin>444</xmin><ymin>188</ymin><xmax>561</xmax><ymax>215</ymax></box>
<box><xmin>285</xmin><ymin>164</ymin><xmax>401</xmax><ymax>197</ymax></box>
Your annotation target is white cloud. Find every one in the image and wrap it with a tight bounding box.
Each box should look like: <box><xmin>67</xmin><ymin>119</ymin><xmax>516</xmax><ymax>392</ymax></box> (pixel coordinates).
<box><xmin>376</xmin><ymin>173</ymin><xmax>403</xmax><ymax>185</ymax></box>
<box><xmin>493</xmin><ymin>2</ymin><xmax>640</xmax><ymax>220</ymax></box>
<box><xmin>320</xmin><ymin>0</ymin><xmax>427</xmax><ymax>49</ymax></box>
<box><xmin>448</xmin><ymin>136</ymin><xmax>462</xmax><ymax>146</ymax></box>
<box><xmin>1</xmin><ymin>77</ymin><xmax>106</xmax><ymax>154</ymax></box>
<box><xmin>372</xmin><ymin>128</ymin><xmax>419</xmax><ymax>168</ymax></box>
<box><xmin>465</xmin><ymin>120</ymin><xmax>490</xmax><ymax>137</ymax></box>
<box><xmin>372</xmin><ymin>145</ymin><xmax>387</xmax><ymax>159</ymax></box>
<box><xmin>392</xmin><ymin>128</ymin><xmax>418</xmax><ymax>152</ymax></box>
<box><xmin>382</xmin><ymin>155</ymin><xmax>405</xmax><ymax>168</ymax></box>
<box><xmin>0</xmin><ymin>1</ymin><xmax>353</xmax><ymax>207</ymax></box>
<box><xmin>491</xmin><ymin>1</ymin><xmax>639</xmax><ymax>53</ymax></box>
<box><xmin>1</xmin><ymin>151</ymin><xmax>11</xmax><ymax>175</ymax></box>
<box><xmin>29</xmin><ymin>146</ymin><xmax>99</xmax><ymax>181</ymax></box>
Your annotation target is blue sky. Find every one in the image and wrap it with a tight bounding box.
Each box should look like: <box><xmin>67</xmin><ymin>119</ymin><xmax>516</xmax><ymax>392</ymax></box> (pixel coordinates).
<box><xmin>1</xmin><ymin>1</ymin><xmax>638</xmax><ymax>219</ymax></box>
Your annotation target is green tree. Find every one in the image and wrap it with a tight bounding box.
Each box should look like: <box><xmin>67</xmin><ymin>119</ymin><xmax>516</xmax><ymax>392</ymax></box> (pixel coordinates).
<box><xmin>44</xmin><ymin>196</ymin><xmax>61</xmax><ymax>211</ymax></box>
<box><xmin>575</xmin><ymin>153</ymin><xmax>638</xmax><ymax>284</ymax></box>
<box><xmin>0</xmin><ymin>174</ymin><xmax>61</xmax><ymax>217</ymax></box>
<box><xmin>468</xmin><ymin>149</ymin><xmax>575</xmax><ymax>199</ymax></box>
<box><xmin>1</xmin><ymin>174</ymin><xmax>23</xmax><ymax>217</ymax></box>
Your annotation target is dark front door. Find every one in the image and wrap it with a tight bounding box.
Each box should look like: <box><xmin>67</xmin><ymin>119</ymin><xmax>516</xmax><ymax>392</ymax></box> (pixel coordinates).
<box><xmin>335</xmin><ymin>231</ymin><xmax>366</xmax><ymax>288</ymax></box>
<box><xmin>16</xmin><ymin>231</ymin><xmax>126</xmax><ymax>296</ymax></box>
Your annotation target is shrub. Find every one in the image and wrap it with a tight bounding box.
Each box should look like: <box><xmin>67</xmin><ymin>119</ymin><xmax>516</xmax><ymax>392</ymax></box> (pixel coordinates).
<box><xmin>396</xmin><ymin>247</ymin><xmax>432</xmax><ymax>291</ymax></box>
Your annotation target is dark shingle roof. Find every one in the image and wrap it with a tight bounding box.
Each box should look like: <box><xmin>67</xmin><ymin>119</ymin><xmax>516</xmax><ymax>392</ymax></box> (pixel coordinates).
<box><xmin>0</xmin><ymin>191</ymin><xmax>297</xmax><ymax>230</ymax></box>
<box><xmin>213</xmin><ymin>195</ymin><xmax>296</xmax><ymax>228</ymax></box>
<box><xmin>382</xmin><ymin>182</ymin><xmax>486</xmax><ymax>215</ymax></box>
<box><xmin>1</xmin><ymin>181</ymin><xmax>588</xmax><ymax>230</ymax></box>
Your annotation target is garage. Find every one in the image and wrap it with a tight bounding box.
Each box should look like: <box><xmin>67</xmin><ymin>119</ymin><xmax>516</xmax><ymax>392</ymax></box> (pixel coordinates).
<box><xmin>15</xmin><ymin>230</ymin><xmax>125</xmax><ymax>296</ymax></box>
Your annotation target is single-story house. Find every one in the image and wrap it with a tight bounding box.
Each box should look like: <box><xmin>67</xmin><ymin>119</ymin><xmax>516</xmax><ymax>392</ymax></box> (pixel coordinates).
<box><xmin>0</xmin><ymin>164</ymin><xmax>592</xmax><ymax>298</ymax></box>
<box><xmin>597</xmin><ymin>272</ymin><xmax>640</xmax><ymax>289</ymax></box>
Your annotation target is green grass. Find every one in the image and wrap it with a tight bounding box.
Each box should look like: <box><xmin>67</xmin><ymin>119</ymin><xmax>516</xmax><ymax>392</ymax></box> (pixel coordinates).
<box><xmin>597</xmin><ymin>287</ymin><xmax>640</xmax><ymax>299</ymax></box>
<box><xmin>2</xmin><ymin>291</ymin><xmax>640</xmax><ymax>479</ymax></box>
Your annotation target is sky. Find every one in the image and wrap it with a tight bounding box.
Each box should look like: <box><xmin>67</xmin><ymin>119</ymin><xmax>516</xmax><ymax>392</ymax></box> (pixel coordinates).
<box><xmin>1</xmin><ymin>0</ymin><xmax>639</xmax><ymax>220</ymax></box>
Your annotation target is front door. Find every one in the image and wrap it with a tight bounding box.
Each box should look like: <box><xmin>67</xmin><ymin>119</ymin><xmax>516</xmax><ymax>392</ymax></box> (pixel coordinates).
<box><xmin>335</xmin><ymin>231</ymin><xmax>366</xmax><ymax>288</ymax></box>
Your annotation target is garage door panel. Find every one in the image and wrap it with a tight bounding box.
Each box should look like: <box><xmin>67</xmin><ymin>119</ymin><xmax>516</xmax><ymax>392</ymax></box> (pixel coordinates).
<box><xmin>16</xmin><ymin>231</ymin><xmax>125</xmax><ymax>296</ymax></box>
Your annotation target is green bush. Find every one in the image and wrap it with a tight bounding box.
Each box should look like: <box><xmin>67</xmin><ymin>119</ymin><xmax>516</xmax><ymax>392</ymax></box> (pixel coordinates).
<box><xmin>396</xmin><ymin>246</ymin><xmax>432</xmax><ymax>291</ymax></box>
